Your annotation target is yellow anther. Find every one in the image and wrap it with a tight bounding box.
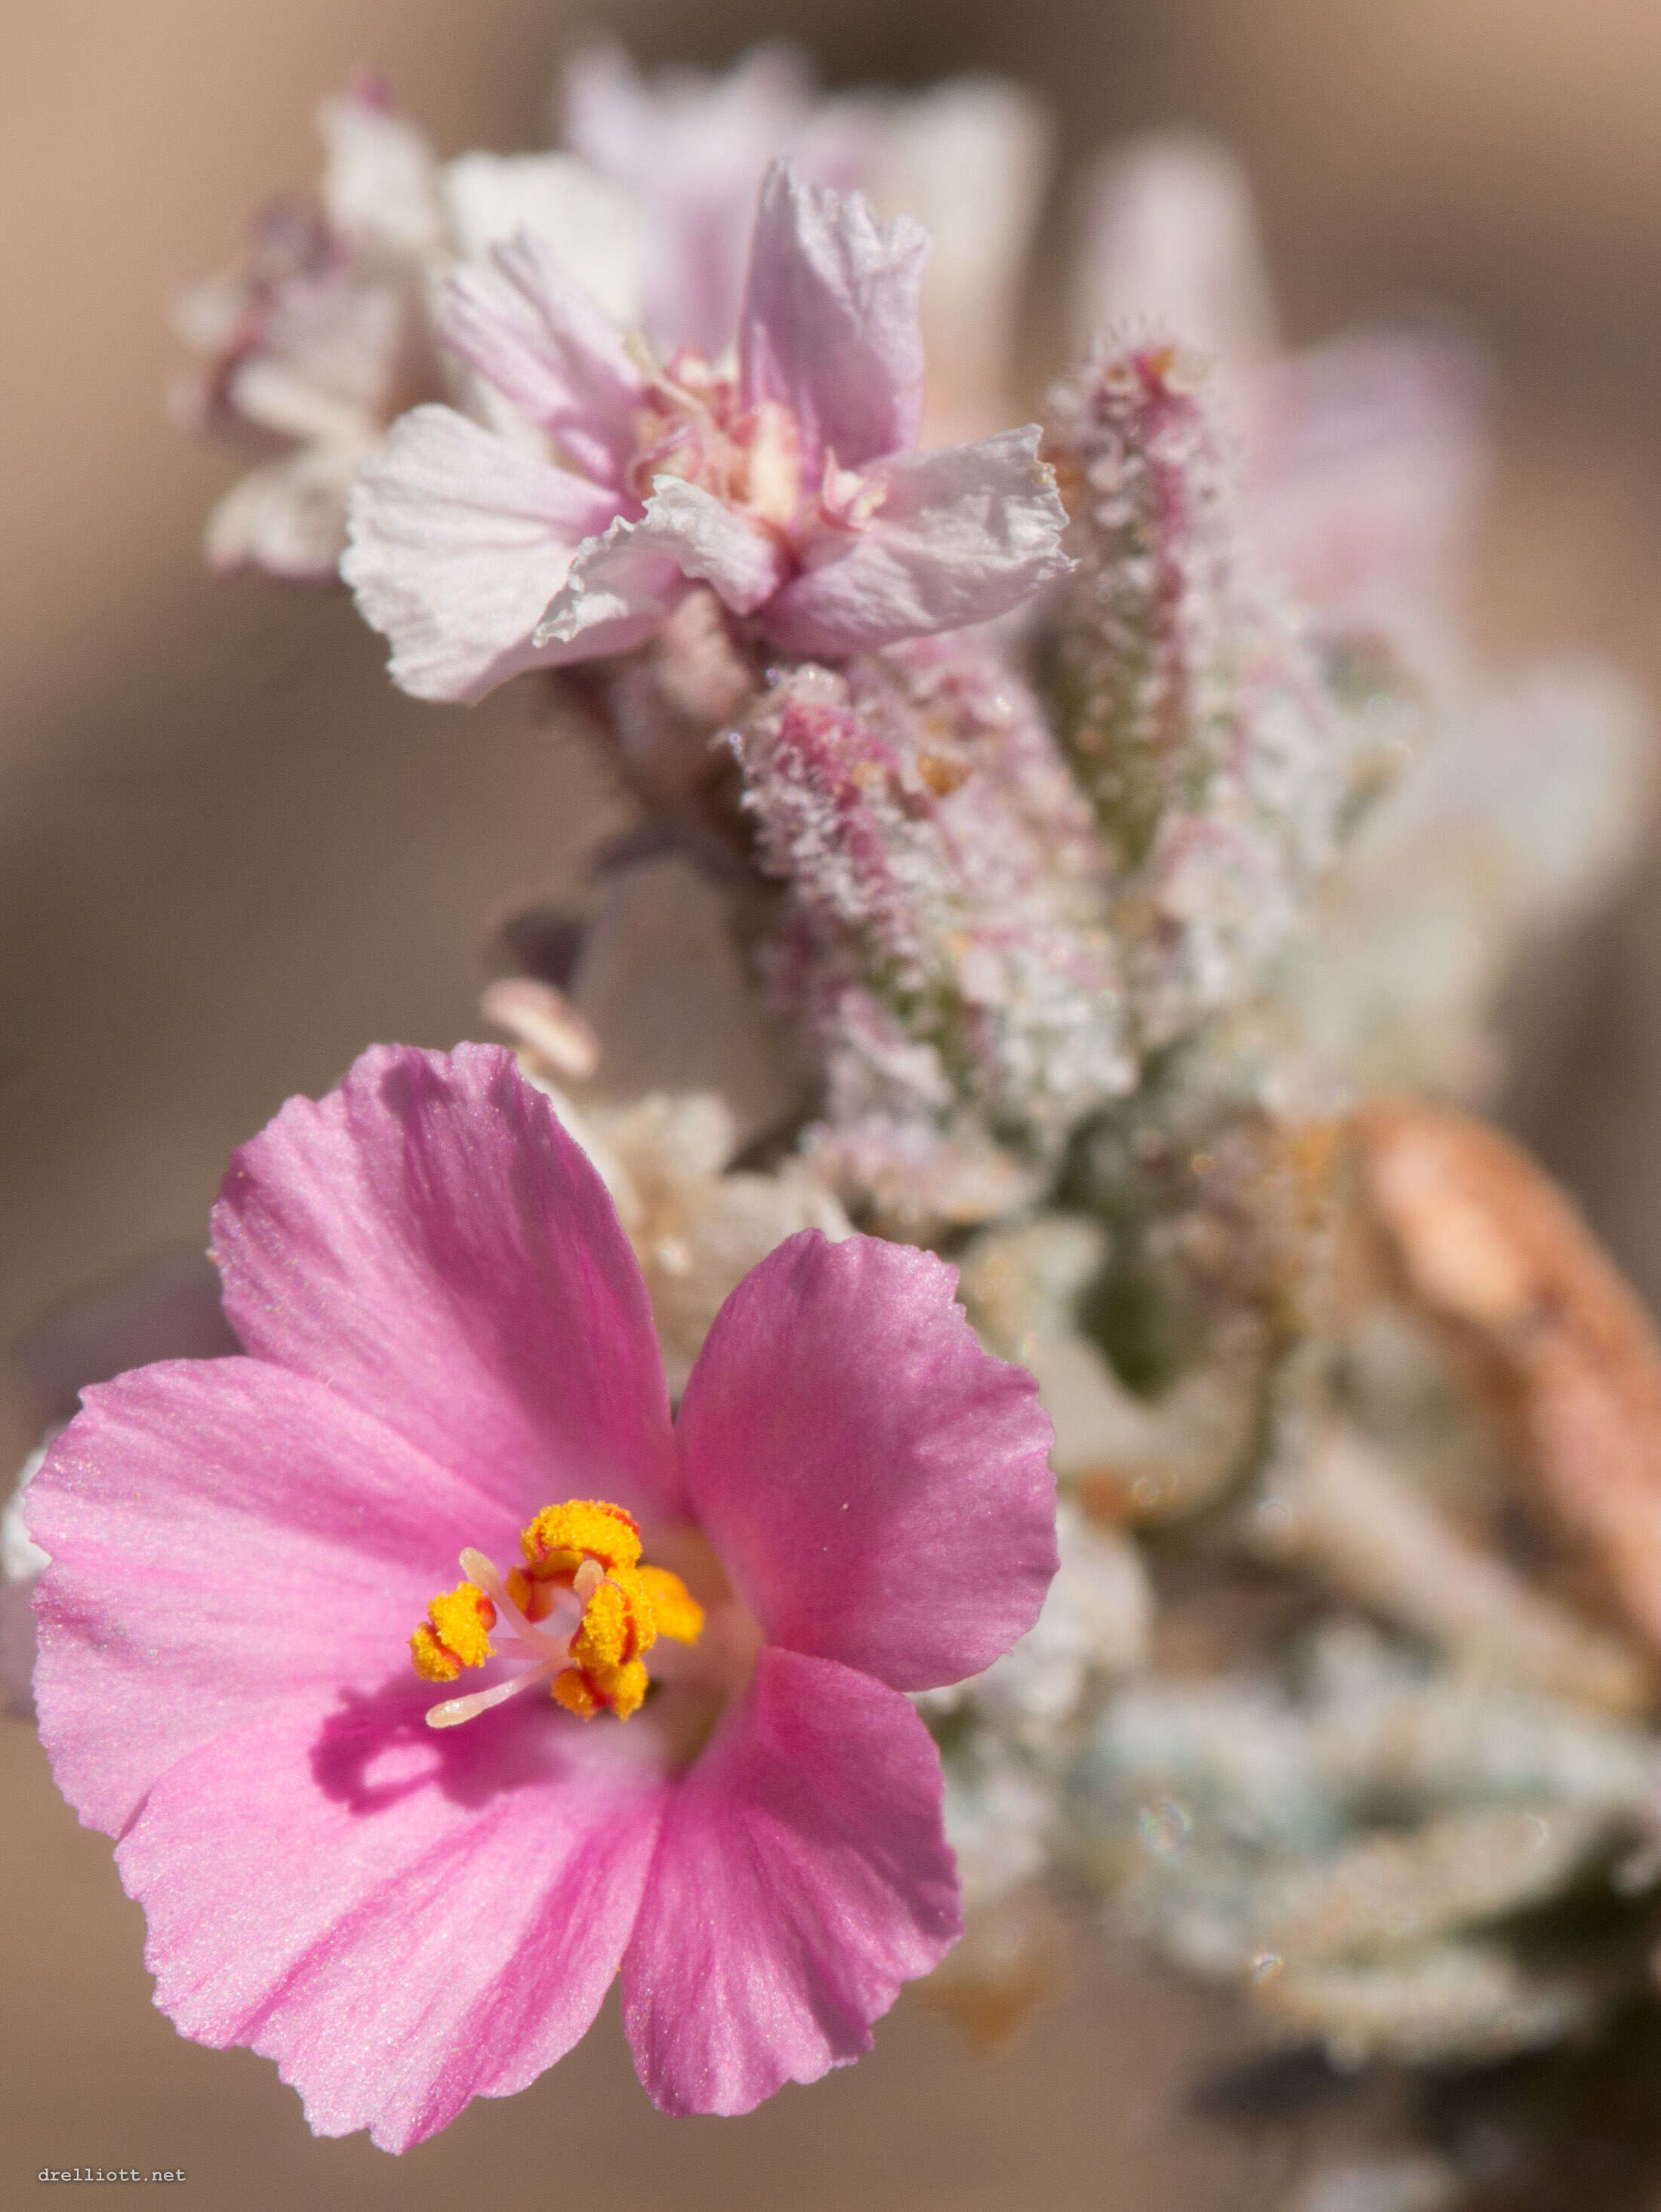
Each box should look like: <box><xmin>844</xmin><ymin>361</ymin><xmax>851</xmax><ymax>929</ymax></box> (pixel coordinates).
<box><xmin>552</xmin><ymin>1653</ymin><xmax>652</xmax><ymax>1724</ymax></box>
<box><xmin>520</xmin><ymin>1499</ymin><xmax>642</xmax><ymax>1580</ymax></box>
<box><xmin>415</xmin><ymin>1499</ymin><xmax>704</xmax><ymax>1727</ymax></box>
<box><xmin>636</xmin><ymin>1562</ymin><xmax>705</xmax><ymax>1645</ymax></box>
<box><xmin>410</xmin><ymin>1625</ymin><xmax>461</xmax><ymax>1683</ymax></box>
<box><xmin>504</xmin><ymin>1566</ymin><xmax>556</xmax><ymax>1622</ymax></box>
<box><xmin>409</xmin><ymin>1582</ymin><xmax>496</xmax><ymax>1683</ymax></box>
<box><xmin>551</xmin><ymin>1667</ymin><xmax>602</xmax><ymax>1719</ymax></box>
<box><xmin>571</xmin><ymin>1567</ymin><xmax>656</xmax><ymax>1675</ymax></box>
<box><xmin>603</xmin><ymin>1659</ymin><xmax>651</xmax><ymax>1721</ymax></box>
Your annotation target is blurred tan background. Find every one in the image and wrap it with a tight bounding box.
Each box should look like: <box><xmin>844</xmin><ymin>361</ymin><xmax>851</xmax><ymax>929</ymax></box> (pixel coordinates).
<box><xmin>7</xmin><ymin>2</ymin><xmax>1661</xmax><ymax>2205</ymax></box>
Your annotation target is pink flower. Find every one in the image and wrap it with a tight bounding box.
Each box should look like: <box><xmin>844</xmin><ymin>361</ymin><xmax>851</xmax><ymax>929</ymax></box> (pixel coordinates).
<box><xmin>27</xmin><ymin>1045</ymin><xmax>1056</xmax><ymax>2147</ymax></box>
<box><xmin>342</xmin><ymin>162</ymin><xmax>1071</xmax><ymax>702</ymax></box>
<box><xmin>174</xmin><ymin>81</ymin><xmax>640</xmax><ymax>581</ymax></box>
<box><xmin>561</xmin><ymin>42</ymin><xmax>874</xmax><ymax>362</ymax></box>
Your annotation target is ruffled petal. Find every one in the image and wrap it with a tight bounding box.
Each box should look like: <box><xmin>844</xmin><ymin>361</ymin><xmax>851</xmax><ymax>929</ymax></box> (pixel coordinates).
<box><xmin>210</xmin><ymin>1044</ymin><xmax>683</xmax><ymax>1529</ymax></box>
<box><xmin>760</xmin><ymin>425</ymin><xmax>1071</xmax><ymax>659</ymax></box>
<box><xmin>535</xmin><ymin>479</ymin><xmax>786</xmax><ymax>653</ymax></box>
<box><xmin>117</xmin><ymin>1687</ymin><xmax>668</xmax><ymax>2151</ymax></box>
<box><xmin>738</xmin><ymin>162</ymin><xmax>928</xmax><ymax>472</ymax></box>
<box><xmin>341</xmin><ymin>405</ymin><xmax>619</xmax><ymax>703</ymax></box>
<box><xmin>621</xmin><ymin>1646</ymin><xmax>959</xmax><ymax>2113</ymax></box>
<box><xmin>528</xmin><ymin>514</ymin><xmax>687</xmax><ymax>657</ymax></box>
<box><xmin>674</xmin><ymin>1231</ymin><xmax>1056</xmax><ymax>1690</ymax></box>
<box><xmin>29</xmin><ymin>1357</ymin><xmax>507</xmax><ymax>1838</ymax></box>
<box><xmin>441</xmin><ymin>232</ymin><xmax>645</xmax><ymax>489</ymax></box>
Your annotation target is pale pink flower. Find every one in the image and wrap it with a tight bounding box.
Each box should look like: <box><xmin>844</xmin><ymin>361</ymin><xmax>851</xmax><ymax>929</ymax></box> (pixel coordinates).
<box><xmin>561</xmin><ymin>46</ymin><xmax>1052</xmax><ymax>441</ymax></box>
<box><xmin>175</xmin><ymin>81</ymin><xmax>639</xmax><ymax>580</ymax></box>
<box><xmin>342</xmin><ymin>162</ymin><xmax>1071</xmax><ymax>702</ymax></box>
<box><xmin>28</xmin><ymin>1045</ymin><xmax>1055</xmax><ymax>2146</ymax></box>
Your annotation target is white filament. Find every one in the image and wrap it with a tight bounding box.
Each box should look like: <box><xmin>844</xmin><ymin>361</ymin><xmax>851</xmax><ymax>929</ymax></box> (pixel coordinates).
<box><xmin>425</xmin><ymin>1545</ymin><xmax>582</xmax><ymax>1730</ymax></box>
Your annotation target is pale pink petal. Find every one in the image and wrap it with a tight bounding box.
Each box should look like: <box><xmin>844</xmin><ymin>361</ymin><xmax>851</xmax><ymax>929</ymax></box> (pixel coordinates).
<box><xmin>441</xmin><ymin>233</ymin><xmax>644</xmax><ymax>489</ymax></box>
<box><xmin>205</xmin><ymin>444</ymin><xmax>364</xmax><ymax>582</ymax></box>
<box><xmin>341</xmin><ymin>406</ymin><xmax>619</xmax><ymax>703</ymax></box>
<box><xmin>562</xmin><ymin>42</ymin><xmax>772</xmax><ymax>356</ymax></box>
<box><xmin>210</xmin><ymin>1044</ymin><xmax>684</xmax><ymax>1529</ymax></box>
<box><xmin>439</xmin><ymin>154</ymin><xmax>642</xmax><ymax>326</ymax></box>
<box><xmin>674</xmin><ymin>1231</ymin><xmax>1056</xmax><ymax>1690</ymax></box>
<box><xmin>1069</xmin><ymin>134</ymin><xmax>1278</xmax><ymax>368</ymax></box>
<box><xmin>562</xmin><ymin>45</ymin><xmax>873</xmax><ymax>359</ymax></box>
<box><xmin>738</xmin><ymin>162</ymin><xmax>928</xmax><ymax>471</ymax></box>
<box><xmin>317</xmin><ymin>91</ymin><xmax>445</xmax><ymax>261</ymax></box>
<box><xmin>536</xmin><ymin>480</ymin><xmax>786</xmax><ymax>653</ymax></box>
<box><xmin>621</xmin><ymin>1646</ymin><xmax>959</xmax><ymax>2113</ymax></box>
<box><xmin>529</xmin><ymin>513</ymin><xmax>688</xmax><ymax>657</ymax></box>
<box><xmin>876</xmin><ymin>78</ymin><xmax>1054</xmax><ymax>443</ymax></box>
<box><xmin>29</xmin><ymin>1357</ymin><xmax>507</xmax><ymax>1838</ymax></box>
<box><xmin>762</xmin><ymin>427</ymin><xmax>1071</xmax><ymax>658</ymax></box>
<box><xmin>117</xmin><ymin>1688</ymin><xmax>668</xmax><ymax>2151</ymax></box>
<box><xmin>1248</xmin><ymin>323</ymin><xmax>1489</xmax><ymax>636</ymax></box>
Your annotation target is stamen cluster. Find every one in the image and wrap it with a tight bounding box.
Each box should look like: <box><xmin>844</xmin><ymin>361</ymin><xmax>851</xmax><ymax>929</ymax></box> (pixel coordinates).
<box><xmin>409</xmin><ymin>1496</ymin><xmax>703</xmax><ymax>1725</ymax></box>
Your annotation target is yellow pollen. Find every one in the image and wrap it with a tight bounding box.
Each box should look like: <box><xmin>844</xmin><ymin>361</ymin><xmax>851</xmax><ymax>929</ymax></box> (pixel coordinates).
<box><xmin>504</xmin><ymin>1565</ymin><xmax>556</xmax><ymax>1622</ymax></box>
<box><xmin>636</xmin><ymin>1562</ymin><xmax>705</xmax><ymax>1645</ymax></box>
<box><xmin>570</xmin><ymin>1570</ymin><xmax>653</xmax><ymax>1674</ymax></box>
<box><xmin>410</xmin><ymin>1499</ymin><xmax>703</xmax><ymax>1726</ymax></box>
<box><xmin>521</xmin><ymin>1499</ymin><xmax>642</xmax><ymax>1579</ymax></box>
<box><xmin>603</xmin><ymin>1659</ymin><xmax>652</xmax><ymax>1721</ymax></box>
<box><xmin>409</xmin><ymin>1580</ymin><xmax>496</xmax><ymax>1682</ymax></box>
<box><xmin>552</xmin><ymin>1666</ymin><xmax>602</xmax><ymax>1719</ymax></box>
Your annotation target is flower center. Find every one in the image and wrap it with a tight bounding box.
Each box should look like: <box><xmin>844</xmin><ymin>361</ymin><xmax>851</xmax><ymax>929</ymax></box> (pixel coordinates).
<box><xmin>620</xmin><ymin>341</ymin><xmax>885</xmax><ymax>547</ymax></box>
<box><xmin>410</xmin><ymin>1497</ymin><xmax>704</xmax><ymax>1730</ymax></box>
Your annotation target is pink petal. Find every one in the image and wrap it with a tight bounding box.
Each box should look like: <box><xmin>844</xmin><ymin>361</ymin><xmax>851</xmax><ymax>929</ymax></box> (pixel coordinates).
<box><xmin>1247</xmin><ymin>323</ymin><xmax>1488</xmax><ymax>636</ymax></box>
<box><xmin>318</xmin><ymin>90</ymin><xmax>443</xmax><ymax>260</ymax></box>
<box><xmin>1069</xmin><ymin>134</ymin><xmax>1279</xmax><ymax>368</ymax></box>
<box><xmin>210</xmin><ymin>1044</ymin><xmax>684</xmax><ymax>1530</ymax></box>
<box><xmin>674</xmin><ymin>1231</ymin><xmax>1056</xmax><ymax>1690</ymax></box>
<box><xmin>439</xmin><ymin>154</ymin><xmax>643</xmax><ymax>327</ymax></box>
<box><xmin>204</xmin><ymin>446</ymin><xmax>364</xmax><ymax>583</ymax></box>
<box><xmin>341</xmin><ymin>406</ymin><xmax>619</xmax><ymax>703</ymax></box>
<box><xmin>117</xmin><ymin>1688</ymin><xmax>668</xmax><ymax>2151</ymax></box>
<box><xmin>738</xmin><ymin>162</ymin><xmax>928</xmax><ymax>472</ymax></box>
<box><xmin>29</xmin><ymin>1357</ymin><xmax>507</xmax><ymax>1838</ymax></box>
<box><xmin>562</xmin><ymin>45</ymin><xmax>872</xmax><ymax>360</ymax></box>
<box><xmin>561</xmin><ymin>43</ymin><xmax>807</xmax><ymax>359</ymax></box>
<box><xmin>441</xmin><ymin>233</ymin><xmax>644</xmax><ymax>490</ymax></box>
<box><xmin>761</xmin><ymin>426</ymin><xmax>1071</xmax><ymax>658</ymax></box>
<box><xmin>536</xmin><ymin>480</ymin><xmax>786</xmax><ymax>653</ymax></box>
<box><xmin>529</xmin><ymin>515</ymin><xmax>688</xmax><ymax>656</ymax></box>
<box><xmin>621</xmin><ymin>1646</ymin><xmax>960</xmax><ymax>2113</ymax></box>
